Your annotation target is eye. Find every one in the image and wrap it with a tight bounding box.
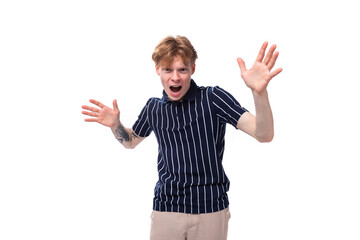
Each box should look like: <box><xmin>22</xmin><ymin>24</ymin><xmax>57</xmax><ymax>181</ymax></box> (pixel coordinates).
<box><xmin>164</xmin><ymin>68</ymin><xmax>172</xmax><ymax>73</ymax></box>
<box><xmin>179</xmin><ymin>68</ymin><xmax>188</xmax><ymax>73</ymax></box>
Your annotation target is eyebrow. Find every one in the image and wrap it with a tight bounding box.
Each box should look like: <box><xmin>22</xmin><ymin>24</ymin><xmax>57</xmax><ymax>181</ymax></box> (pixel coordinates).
<box><xmin>163</xmin><ymin>66</ymin><xmax>188</xmax><ymax>70</ymax></box>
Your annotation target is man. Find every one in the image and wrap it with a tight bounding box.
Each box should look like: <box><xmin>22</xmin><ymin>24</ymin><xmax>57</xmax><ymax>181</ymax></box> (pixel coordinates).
<box><xmin>82</xmin><ymin>36</ymin><xmax>282</xmax><ymax>240</ymax></box>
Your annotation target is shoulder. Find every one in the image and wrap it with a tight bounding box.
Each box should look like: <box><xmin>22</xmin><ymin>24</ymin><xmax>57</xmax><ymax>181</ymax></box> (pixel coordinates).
<box><xmin>202</xmin><ymin>85</ymin><xmax>236</xmax><ymax>104</ymax></box>
<box><xmin>197</xmin><ymin>84</ymin><xmax>231</xmax><ymax>95</ymax></box>
<box><xmin>194</xmin><ymin>85</ymin><xmax>236</xmax><ymax>104</ymax></box>
<box><xmin>212</xmin><ymin>86</ymin><xmax>233</xmax><ymax>97</ymax></box>
<box><xmin>209</xmin><ymin>86</ymin><xmax>246</xmax><ymax>111</ymax></box>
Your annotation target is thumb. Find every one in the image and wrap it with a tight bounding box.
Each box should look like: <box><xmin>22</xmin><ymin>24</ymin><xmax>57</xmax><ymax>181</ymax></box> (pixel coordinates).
<box><xmin>113</xmin><ymin>99</ymin><xmax>120</xmax><ymax>112</ymax></box>
<box><xmin>237</xmin><ymin>57</ymin><xmax>247</xmax><ymax>74</ymax></box>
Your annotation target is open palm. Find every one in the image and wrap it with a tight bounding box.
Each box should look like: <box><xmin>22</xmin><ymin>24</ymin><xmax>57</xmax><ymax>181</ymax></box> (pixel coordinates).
<box><xmin>237</xmin><ymin>42</ymin><xmax>282</xmax><ymax>94</ymax></box>
<box><xmin>82</xmin><ymin>99</ymin><xmax>120</xmax><ymax>128</ymax></box>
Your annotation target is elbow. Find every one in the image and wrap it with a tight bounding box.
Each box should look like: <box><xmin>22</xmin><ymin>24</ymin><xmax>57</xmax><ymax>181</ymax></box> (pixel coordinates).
<box><xmin>123</xmin><ymin>140</ymin><xmax>139</xmax><ymax>149</ymax></box>
<box><xmin>255</xmin><ymin>132</ymin><xmax>274</xmax><ymax>143</ymax></box>
<box><xmin>257</xmin><ymin>136</ymin><xmax>273</xmax><ymax>143</ymax></box>
<box><xmin>124</xmin><ymin>144</ymin><xmax>136</xmax><ymax>149</ymax></box>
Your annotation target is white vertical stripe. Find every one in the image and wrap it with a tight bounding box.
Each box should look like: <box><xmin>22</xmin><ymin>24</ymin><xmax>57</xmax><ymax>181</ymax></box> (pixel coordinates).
<box><xmin>201</xmin><ymin>90</ymin><xmax>214</xmax><ymax>212</ymax></box>
<box><xmin>150</xmin><ymin>101</ymin><xmax>158</xmax><ymax>210</ymax></box>
<box><xmin>206</xmin><ymin>88</ymin><xmax>222</xmax><ymax>211</ymax></box>
<box><xmin>159</xmin><ymin>103</ymin><xmax>168</xmax><ymax>211</ymax></box>
<box><xmin>215</xmin><ymin>116</ymin><xmax>220</xmax><ymax>143</ymax></box>
<box><xmin>164</xmin><ymin>105</ymin><xmax>174</xmax><ymax>212</ymax></box>
<box><xmin>170</xmin><ymin>106</ymin><xmax>181</xmax><ymax>212</ymax></box>
<box><xmin>195</xmin><ymin>96</ymin><xmax>208</xmax><ymax>213</ymax></box>
<box><xmin>216</xmin><ymin>114</ymin><xmax>227</xmax><ymax>209</ymax></box>
<box><xmin>188</xmin><ymin>100</ymin><xmax>200</xmax><ymax>214</ymax></box>
<box><xmin>156</xmin><ymin>102</ymin><xmax>166</xmax><ymax>211</ymax></box>
<box><xmin>220</xmin><ymin>125</ymin><xmax>227</xmax><ymax>210</ymax></box>
<box><xmin>176</xmin><ymin>106</ymin><xmax>187</xmax><ymax>213</ymax></box>
<box><xmin>182</xmin><ymin>104</ymin><xmax>193</xmax><ymax>213</ymax></box>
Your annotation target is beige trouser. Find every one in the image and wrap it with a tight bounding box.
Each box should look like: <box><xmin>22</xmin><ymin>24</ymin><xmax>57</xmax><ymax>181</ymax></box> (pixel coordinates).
<box><xmin>150</xmin><ymin>207</ymin><xmax>231</xmax><ymax>240</ymax></box>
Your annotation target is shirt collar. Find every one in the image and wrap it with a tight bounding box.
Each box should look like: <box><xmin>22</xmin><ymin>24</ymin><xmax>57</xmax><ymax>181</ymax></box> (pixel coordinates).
<box><xmin>162</xmin><ymin>79</ymin><xmax>198</xmax><ymax>103</ymax></box>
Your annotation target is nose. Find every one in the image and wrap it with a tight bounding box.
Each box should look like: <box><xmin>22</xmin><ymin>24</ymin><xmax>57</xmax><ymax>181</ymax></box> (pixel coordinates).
<box><xmin>171</xmin><ymin>70</ymin><xmax>180</xmax><ymax>81</ymax></box>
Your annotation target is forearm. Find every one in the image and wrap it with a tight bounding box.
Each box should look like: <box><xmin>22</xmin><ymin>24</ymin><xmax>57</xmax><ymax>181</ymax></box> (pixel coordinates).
<box><xmin>111</xmin><ymin>121</ymin><xmax>137</xmax><ymax>149</ymax></box>
<box><xmin>252</xmin><ymin>90</ymin><xmax>274</xmax><ymax>142</ymax></box>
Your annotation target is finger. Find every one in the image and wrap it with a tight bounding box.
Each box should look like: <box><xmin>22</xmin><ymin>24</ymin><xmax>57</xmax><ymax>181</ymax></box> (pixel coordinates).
<box><xmin>255</xmin><ymin>41</ymin><xmax>268</xmax><ymax>63</ymax></box>
<box><xmin>89</xmin><ymin>99</ymin><xmax>105</xmax><ymax>108</ymax></box>
<box><xmin>84</xmin><ymin>118</ymin><xmax>100</xmax><ymax>123</ymax></box>
<box><xmin>263</xmin><ymin>44</ymin><xmax>277</xmax><ymax>65</ymax></box>
<box><xmin>267</xmin><ymin>51</ymin><xmax>279</xmax><ymax>71</ymax></box>
<box><xmin>237</xmin><ymin>58</ymin><xmax>247</xmax><ymax>74</ymax></box>
<box><xmin>82</xmin><ymin>110</ymin><xmax>98</xmax><ymax>118</ymax></box>
<box><xmin>270</xmin><ymin>67</ymin><xmax>283</xmax><ymax>79</ymax></box>
<box><xmin>81</xmin><ymin>105</ymin><xmax>100</xmax><ymax>113</ymax></box>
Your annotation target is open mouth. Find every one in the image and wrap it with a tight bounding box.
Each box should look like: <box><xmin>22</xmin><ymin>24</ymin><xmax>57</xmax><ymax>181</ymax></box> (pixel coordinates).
<box><xmin>170</xmin><ymin>86</ymin><xmax>182</xmax><ymax>93</ymax></box>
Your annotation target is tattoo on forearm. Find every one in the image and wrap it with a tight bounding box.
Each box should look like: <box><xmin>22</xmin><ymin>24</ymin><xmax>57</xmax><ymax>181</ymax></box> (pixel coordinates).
<box><xmin>115</xmin><ymin>124</ymin><xmax>130</xmax><ymax>144</ymax></box>
<box><xmin>114</xmin><ymin>124</ymin><xmax>138</xmax><ymax>144</ymax></box>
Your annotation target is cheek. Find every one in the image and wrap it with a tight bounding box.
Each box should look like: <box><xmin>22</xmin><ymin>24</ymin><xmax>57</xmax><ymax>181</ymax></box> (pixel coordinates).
<box><xmin>160</xmin><ymin>77</ymin><xmax>169</xmax><ymax>88</ymax></box>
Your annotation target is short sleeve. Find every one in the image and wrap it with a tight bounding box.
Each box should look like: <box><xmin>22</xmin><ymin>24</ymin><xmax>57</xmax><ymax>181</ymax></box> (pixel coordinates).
<box><xmin>132</xmin><ymin>98</ymin><xmax>153</xmax><ymax>137</ymax></box>
<box><xmin>211</xmin><ymin>86</ymin><xmax>248</xmax><ymax>128</ymax></box>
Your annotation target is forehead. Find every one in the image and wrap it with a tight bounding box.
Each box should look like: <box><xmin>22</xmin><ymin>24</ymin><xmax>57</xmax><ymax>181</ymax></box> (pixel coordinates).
<box><xmin>160</xmin><ymin>55</ymin><xmax>191</xmax><ymax>69</ymax></box>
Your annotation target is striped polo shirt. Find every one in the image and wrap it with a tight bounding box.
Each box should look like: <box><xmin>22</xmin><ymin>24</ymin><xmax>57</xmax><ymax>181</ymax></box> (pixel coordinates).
<box><xmin>132</xmin><ymin>79</ymin><xmax>248</xmax><ymax>214</ymax></box>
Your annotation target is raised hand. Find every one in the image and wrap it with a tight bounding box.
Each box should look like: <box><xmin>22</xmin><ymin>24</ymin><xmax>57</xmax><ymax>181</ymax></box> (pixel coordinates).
<box><xmin>237</xmin><ymin>42</ymin><xmax>282</xmax><ymax>95</ymax></box>
<box><xmin>82</xmin><ymin>99</ymin><xmax>120</xmax><ymax>128</ymax></box>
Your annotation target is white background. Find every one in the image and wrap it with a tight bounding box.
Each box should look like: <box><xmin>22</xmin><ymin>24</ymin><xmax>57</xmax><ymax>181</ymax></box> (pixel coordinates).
<box><xmin>1</xmin><ymin>0</ymin><xmax>359</xmax><ymax>239</ymax></box>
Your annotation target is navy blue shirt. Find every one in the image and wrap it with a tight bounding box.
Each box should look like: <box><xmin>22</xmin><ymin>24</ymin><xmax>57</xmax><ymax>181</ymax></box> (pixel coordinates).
<box><xmin>132</xmin><ymin>80</ymin><xmax>248</xmax><ymax>214</ymax></box>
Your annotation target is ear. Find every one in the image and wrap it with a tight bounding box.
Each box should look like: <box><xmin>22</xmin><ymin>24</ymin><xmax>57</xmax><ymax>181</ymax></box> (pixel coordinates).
<box><xmin>155</xmin><ymin>64</ymin><xmax>160</xmax><ymax>76</ymax></box>
<box><xmin>191</xmin><ymin>63</ymin><xmax>196</xmax><ymax>75</ymax></box>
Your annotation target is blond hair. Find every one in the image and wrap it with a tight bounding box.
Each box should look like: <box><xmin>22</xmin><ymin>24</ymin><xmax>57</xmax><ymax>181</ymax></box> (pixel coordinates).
<box><xmin>152</xmin><ymin>36</ymin><xmax>198</xmax><ymax>68</ymax></box>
